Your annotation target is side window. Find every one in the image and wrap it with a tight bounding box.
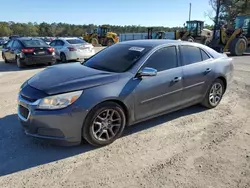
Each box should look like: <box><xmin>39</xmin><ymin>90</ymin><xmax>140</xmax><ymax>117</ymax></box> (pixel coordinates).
<box><xmin>200</xmin><ymin>49</ymin><xmax>210</xmax><ymax>61</ymax></box>
<box><xmin>6</xmin><ymin>40</ymin><xmax>14</xmax><ymax>48</ymax></box>
<box><xmin>56</xmin><ymin>40</ymin><xmax>64</xmax><ymax>46</ymax></box>
<box><xmin>142</xmin><ymin>46</ymin><xmax>178</xmax><ymax>72</ymax></box>
<box><xmin>180</xmin><ymin>46</ymin><xmax>202</xmax><ymax>65</ymax></box>
<box><xmin>12</xmin><ymin>41</ymin><xmax>22</xmax><ymax>49</ymax></box>
<box><xmin>50</xmin><ymin>41</ymin><xmax>56</xmax><ymax>46</ymax></box>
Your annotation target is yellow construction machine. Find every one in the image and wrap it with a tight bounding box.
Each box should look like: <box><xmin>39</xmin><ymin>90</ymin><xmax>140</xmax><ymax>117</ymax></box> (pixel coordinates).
<box><xmin>175</xmin><ymin>20</ymin><xmax>212</xmax><ymax>43</ymax></box>
<box><xmin>206</xmin><ymin>15</ymin><xmax>250</xmax><ymax>56</ymax></box>
<box><xmin>83</xmin><ymin>25</ymin><xmax>119</xmax><ymax>46</ymax></box>
<box><xmin>147</xmin><ymin>28</ymin><xmax>166</xmax><ymax>39</ymax></box>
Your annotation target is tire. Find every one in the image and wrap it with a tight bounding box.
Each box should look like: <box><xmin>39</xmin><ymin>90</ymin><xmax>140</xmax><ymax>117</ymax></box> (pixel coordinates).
<box><xmin>82</xmin><ymin>102</ymin><xmax>126</xmax><ymax>147</ymax></box>
<box><xmin>107</xmin><ymin>39</ymin><xmax>114</xmax><ymax>46</ymax></box>
<box><xmin>187</xmin><ymin>36</ymin><xmax>195</xmax><ymax>42</ymax></box>
<box><xmin>204</xmin><ymin>38</ymin><xmax>212</xmax><ymax>46</ymax></box>
<box><xmin>229</xmin><ymin>37</ymin><xmax>247</xmax><ymax>56</ymax></box>
<box><xmin>201</xmin><ymin>79</ymin><xmax>225</xmax><ymax>109</ymax></box>
<box><xmin>2</xmin><ymin>53</ymin><xmax>9</xmax><ymax>63</ymax></box>
<box><xmin>60</xmin><ymin>53</ymin><xmax>67</xmax><ymax>63</ymax></box>
<box><xmin>16</xmin><ymin>56</ymin><xmax>25</xmax><ymax>68</ymax></box>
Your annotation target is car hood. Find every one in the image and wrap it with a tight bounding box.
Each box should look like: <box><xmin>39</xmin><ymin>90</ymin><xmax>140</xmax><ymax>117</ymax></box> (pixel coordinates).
<box><xmin>28</xmin><ymin>63</ymin><xmax>119</xmax><ymax>95</ymax></box>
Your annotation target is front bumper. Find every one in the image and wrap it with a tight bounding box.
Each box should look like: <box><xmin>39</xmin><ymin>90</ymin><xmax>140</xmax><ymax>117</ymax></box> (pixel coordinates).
<box><xmin>21</xmin><ymin>55</ymin><xmax>56</xmax><ymax>65</ymax></box>
<box><xmin>66</xmin><ymin>49</ymin><xmax>95</xmax><ymax>61</ymax></box>
<box><xmin>17</xmin><ymin>94</ymin><xmax>87</xmax><ymax>146</ymax></box>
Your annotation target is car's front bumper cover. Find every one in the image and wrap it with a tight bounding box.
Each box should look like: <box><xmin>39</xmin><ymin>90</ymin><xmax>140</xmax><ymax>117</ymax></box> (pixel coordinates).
<box><xmin>17</xmin><ymin>93</ymin><xmax>87</xmax><ymax>146</ymax></box>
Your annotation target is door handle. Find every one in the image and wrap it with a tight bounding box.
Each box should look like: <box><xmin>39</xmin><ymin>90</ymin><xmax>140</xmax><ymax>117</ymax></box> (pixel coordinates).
<box><xmin>172</xmin><ymin>77</ymin><xmax>182</xmax><ymax>82</ymax></box>
<box><xmin>204</xmin><ymin>68</ymin><xmax>212</xmax><ymax>74</ymax></box>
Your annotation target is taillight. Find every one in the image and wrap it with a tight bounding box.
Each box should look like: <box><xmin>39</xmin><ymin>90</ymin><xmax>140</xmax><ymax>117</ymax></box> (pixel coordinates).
<box><xmin>48</xmin><ymin>47</ymin><xmax>54</xmax><ymax>52</ymax></box>
<box><xmin>68</xmin><ymin>47</ymin><xmax>77</xmax><ymax>51</ymax></box>
<box><xmin>22</xmin><ymin>48</ymin><xmax>35</xmax><ymax>53</ymax></box>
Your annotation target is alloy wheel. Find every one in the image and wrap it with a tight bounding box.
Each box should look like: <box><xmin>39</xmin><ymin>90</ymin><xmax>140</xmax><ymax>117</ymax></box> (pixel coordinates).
<box><xmin>91</xmin><ymin>109</ymin><xmax>122</xmax><ymax>142</ymax></box>
<box><xmin>209</xmin><ymin>82</ymin><xmax>223</xmax><ymax>106</ymax></box>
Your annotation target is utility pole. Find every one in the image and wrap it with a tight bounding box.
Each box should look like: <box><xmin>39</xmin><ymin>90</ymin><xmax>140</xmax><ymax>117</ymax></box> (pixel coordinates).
<box><xmin>213</xmin><ymin>0</ymin><xmax>222</xmax><ymax>40</ymax></box>
<box><xmin>189</xmin><ymin>3</ymin><xmax>192</xmax><ymax>21</ymax></box>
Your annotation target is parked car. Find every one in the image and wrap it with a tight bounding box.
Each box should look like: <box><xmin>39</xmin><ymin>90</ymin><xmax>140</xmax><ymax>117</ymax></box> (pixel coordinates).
<box><xmin>49</xmin><ymin>37</ymin><xmax>95</xmax><ymax>62</ymax></box>
<box><xmin>17</xmin><ymin>40</ymin><xmax>233</xmax><ymax>146</ymax></box>
<box><xmin>2</xmin><ymin>37</ymin><xmax>56</xmax><ymax>68</ymax></box>
<box><xmin>0</xmin><ymin>37</ymin><xmax>6</xmax><ymax>46</ymax></box>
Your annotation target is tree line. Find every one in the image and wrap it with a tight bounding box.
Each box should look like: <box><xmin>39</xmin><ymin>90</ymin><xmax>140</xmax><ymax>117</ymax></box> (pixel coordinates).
<box><xmin>0</xmin><ymin>22</ymin><xmax>214</xmax><ymax>37</ymax></box>
<box><xmin>0</xmin><ymin>0</ymin><xmax>248</xmax><ymax>37</ymax></box>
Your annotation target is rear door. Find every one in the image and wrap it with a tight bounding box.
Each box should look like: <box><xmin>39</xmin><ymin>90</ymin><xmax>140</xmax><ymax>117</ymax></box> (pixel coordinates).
<box><xmin>134</xmin><ymin>46</ymin><xmax>183</xmax><ymax>121</ymax></box>
<box><xmin>179</xmin><ymin>45</ymin><xmax>215</xmax><ymax>105</ymax></box>
<box><xmin>10</xmin><ymin>40</ymin><xmax>23</xmax><ymax>61</ymax></box>
<box><xmin>55</xmin><ymin>40</ymin><xmax>65</xmax><ymax>56</ymax></box>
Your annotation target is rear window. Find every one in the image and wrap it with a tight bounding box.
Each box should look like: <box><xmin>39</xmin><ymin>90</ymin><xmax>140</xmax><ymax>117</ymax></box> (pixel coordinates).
<box><xmin>84</xmin><ymin>44</ymin><xmax>152</xmax><ymax>73</ymax></box>
<box><xmin>66</xmin><ymin>39</ymin><xmax>87</xmax><ymax>44</ymax></box>
<box><xmin>22</xmin><ymin>40</ymin><xmax>48</xmax><ymax>47</ymax></box>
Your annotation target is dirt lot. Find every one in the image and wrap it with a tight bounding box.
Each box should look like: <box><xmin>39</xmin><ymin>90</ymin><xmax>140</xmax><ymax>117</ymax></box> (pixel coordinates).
<box><xmin>0</xmin><ymin>52</ymin><xmax>250</xmax><ymax>188</ymax></box>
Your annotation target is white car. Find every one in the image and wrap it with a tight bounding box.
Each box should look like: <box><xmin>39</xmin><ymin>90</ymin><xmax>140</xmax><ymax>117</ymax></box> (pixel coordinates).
<box><xmin>49</xmin><ymin>37</ymin><xmax>95</xmax><ymax>62</ymax></box>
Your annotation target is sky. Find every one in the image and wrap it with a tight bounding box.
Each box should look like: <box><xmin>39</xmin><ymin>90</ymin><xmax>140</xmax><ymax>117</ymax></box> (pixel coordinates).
<box><xmin>0</xmin><ymin>0</ymin><xmax>214</xmax><ymax>27</ymax></box>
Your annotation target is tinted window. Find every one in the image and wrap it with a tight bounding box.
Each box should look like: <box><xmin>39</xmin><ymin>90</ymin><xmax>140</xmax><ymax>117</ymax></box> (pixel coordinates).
<box><xmin>66</xmin><ymin>39</ymin><xmax>86</xmax><ymax>44</ymax></box>
<box><xmin>142</xmin><ymin>46</ymin><xmax>178</xmax><ymax>72</ymax></box>
<box><xmin>50</xmin><ymin>41</ymin><xmax>56</xmax><ymax>46</ymax></box>
<box><xmin>6</xmin><ymin>40</ymin><xmax>13</xmax><ymax>48</ymax></box>
<box><xmin>84</xmin><ymin>44</ymin><xmax>151</xmax><ymax>73</ymax></box>
<box><xmin>201</xmin><ymin>49</ymin><xmax>210</xmax><ymax>61</ymax></box>
<box><xmin>56</xmin><ymin>40</ymin><xmax>64</xmax><ymax>46</ymax></box>
<box><xmin>22</xmin><ymin>39</ymin><xmax>48</xmax><ymax>47</ymax></box>
<box><xmin>12</xmin><ymin>40</ymin><xmax>22</xmax><ymax>49</ymax></box>
<box><xmin>180</xmin><ymin>46</ymin><xmax>202</xmax><ymax>65</ymax></box>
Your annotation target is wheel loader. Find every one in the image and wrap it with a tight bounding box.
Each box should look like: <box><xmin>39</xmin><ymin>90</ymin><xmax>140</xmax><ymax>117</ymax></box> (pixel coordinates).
<box><xmin>147</xmin><ymin>28</ymin><xmax>166</xmax><ymax>39</ymax></box>
<box><xmin>83</xmin><ymin>25</ymin><xmax>119</xmax><ymax>47</ymax></box>
<box><xmin>175</xmin><ymin>20</ymin><xmax>212</xmax><ymax>43</ymax></box>
<box><xmin>206</xmin><ymin>15</ymin><xmax>250</xmax><ymax>56</ymax></box>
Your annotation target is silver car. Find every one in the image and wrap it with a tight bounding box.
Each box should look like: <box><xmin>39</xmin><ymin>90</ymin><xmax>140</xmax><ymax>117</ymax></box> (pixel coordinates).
<box><xmin>49</xmin><ymin>37</ymin><xmax>95</xmax><ymax>62</ymax></box>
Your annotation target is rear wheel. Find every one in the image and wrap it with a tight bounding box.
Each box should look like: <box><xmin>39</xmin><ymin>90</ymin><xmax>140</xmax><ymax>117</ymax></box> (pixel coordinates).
<box><xmin>229</xmin><ymin>37</ymin><xmax>247</xmax><ymax>56</ymax></box>
<box><xmin>16</xmin><ymin>56</ymin><xmax>25</xmax><ymax>68</ymax></box>
<box><xmin>82</xmin><ymin>102</ymin><xmax>126</xmax><ymax>147</ymax></box>
<box><xmin>201</xmin><ymin>79</ymin><xmax>225</xmax><ymax>109</ymax></box>
<box><xmin>2</xmin><ymin>53</ymin><xmax>9</xmax><ymax>63</ymax></box>
<box><xmin>60</xmin><ymin>53</ymin><xmax>67</xmax><ymax>63</ymax></box>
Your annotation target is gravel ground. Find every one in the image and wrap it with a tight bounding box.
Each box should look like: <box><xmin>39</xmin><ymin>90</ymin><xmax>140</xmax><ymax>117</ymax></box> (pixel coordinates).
<box><xmin>0</xmin><ymin>51</ymin><xmax>250</xmax><ymax>188</ymax></box>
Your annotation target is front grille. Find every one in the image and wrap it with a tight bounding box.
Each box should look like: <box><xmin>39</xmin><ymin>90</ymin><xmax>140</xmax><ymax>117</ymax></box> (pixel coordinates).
<box><xmin>21</xmin><ymin>94</ymin><xmax>37</xmax><ymax>102</ymax></box>
<box><xmin>19</xmin><ymin>105</ymin><xmax>29</xmax><ymax>119</ymax></box>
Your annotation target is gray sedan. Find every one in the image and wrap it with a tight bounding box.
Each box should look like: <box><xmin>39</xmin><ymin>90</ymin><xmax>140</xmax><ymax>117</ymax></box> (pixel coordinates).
<box><xmin>17</xmin><ymin>40</ymin><xmax>234</xmax><ymax>146</ymax></box>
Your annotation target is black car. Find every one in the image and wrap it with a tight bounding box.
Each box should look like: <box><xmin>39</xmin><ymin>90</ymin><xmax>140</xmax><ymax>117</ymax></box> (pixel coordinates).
<box><xmin>2</xmin><ymin>37</ymin><xmax>56</xmax><ymax>68</ymax></box>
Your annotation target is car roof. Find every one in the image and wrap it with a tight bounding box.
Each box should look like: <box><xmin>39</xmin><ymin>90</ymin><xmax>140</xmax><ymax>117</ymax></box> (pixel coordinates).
<box><xmin>119</xmin><ymin>39</ymin><xmax>195</xmax><ymax>47</ymax></box>
<box><xmin>58</xmin><ymin>37</ymin><xmax>80</xmax><ymax>40</ymax></box>
<box><xmin>17</xmin><ymin>37</ymin><xmax>42</xmax><ymax>41</ymax></box>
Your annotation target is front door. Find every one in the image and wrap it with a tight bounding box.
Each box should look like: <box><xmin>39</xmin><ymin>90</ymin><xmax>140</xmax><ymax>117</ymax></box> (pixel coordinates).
<box><xmin>3</xmin><ymin>40</ymin><xmax>14</xmax><ymax>61</ymax></box>
<box><xmin>179</xmin><ymin>45</ymin><xmax>215</xmax><ymax>105</ymax></box>
<box><xmin>134</xmin><ymin>46</ymin><xmax>183</xmax><ymax>121</ymax></box>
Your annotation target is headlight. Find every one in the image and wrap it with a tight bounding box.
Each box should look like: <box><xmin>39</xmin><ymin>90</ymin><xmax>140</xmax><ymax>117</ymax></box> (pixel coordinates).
<box><xmin>37</xmin><ymin>90</ymin><xmax>83</xmax><ymax>110</ymax></box>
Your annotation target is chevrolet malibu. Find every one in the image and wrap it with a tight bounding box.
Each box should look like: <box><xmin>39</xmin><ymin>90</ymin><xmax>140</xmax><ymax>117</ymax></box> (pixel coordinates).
<box><xmin>18</xmin><ymin>40</ymin><xmax>234</xmax><ymax>146</ymax></box>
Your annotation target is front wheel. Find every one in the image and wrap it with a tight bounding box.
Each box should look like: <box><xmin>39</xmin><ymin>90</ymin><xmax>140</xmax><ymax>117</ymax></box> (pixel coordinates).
<box><xmin>16</xmin><ymin>56</ymin><xmax>25</xmax><ymax>68</ymax></box>
<box><xmin>2</xmin><ymin>53</ymin><xmax>9</xmax><ymax>63</ymax></box>
<box><xmin>201</xmin><ymin>79</ymin><xmax>225</xmax><ymax>108</ymax></box>
<box><xmin>82</xmin><ymin>102</ymin><xmax>126</xmax><ymax>147</ymax></box>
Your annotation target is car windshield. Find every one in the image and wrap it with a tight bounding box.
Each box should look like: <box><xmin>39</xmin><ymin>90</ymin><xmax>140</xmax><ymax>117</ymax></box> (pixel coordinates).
<box><xmin>83</xmin><ymin>44</ymin><xmax>151</xmax><ymax>73</ymax></box>
<box><xmin>66</xmin><ymin>39</ymin><xmax>87</xmax><ymax>44</ymax></box>
<box><xmin>22</xmin><ymin>39</ymin><xmax>49</xmax><ymax>47</ymax></box>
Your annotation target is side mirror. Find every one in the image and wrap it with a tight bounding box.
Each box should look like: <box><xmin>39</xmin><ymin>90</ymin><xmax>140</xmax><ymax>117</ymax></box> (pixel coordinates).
<box><xmin>137</xmin><ymin>67</ymin><xmax>157</xmax><ymax>77</ymax></box>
